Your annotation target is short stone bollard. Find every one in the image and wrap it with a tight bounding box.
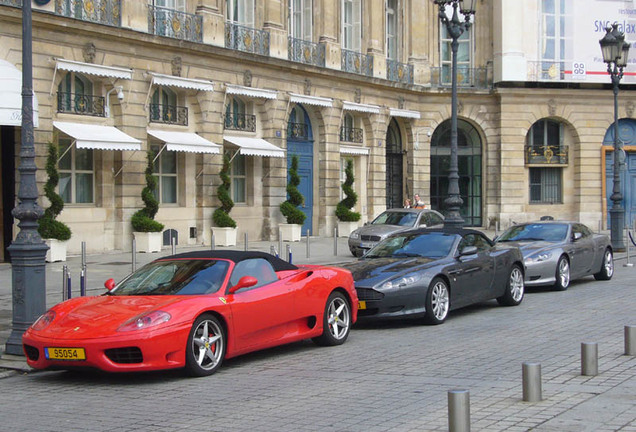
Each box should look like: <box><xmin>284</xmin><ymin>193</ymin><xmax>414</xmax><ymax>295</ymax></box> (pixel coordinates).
<box><xmin>581</xmin><ymin>342</ymin><xmax>598</xmax><ymax>376</ymax></box>
<box><xmin>522</xmin><ymin>362</ymin><xmax>542</xmax><ymax>402</ymax></box>
<box><xmin>626</xmin><ymin>326</ymin><xmax>636</xmax><ymax>356</ymax></box>
<box><xmin>448</xmin><ymin>389</ymin><xmax>470</xmax><ymax>432</ymax></box>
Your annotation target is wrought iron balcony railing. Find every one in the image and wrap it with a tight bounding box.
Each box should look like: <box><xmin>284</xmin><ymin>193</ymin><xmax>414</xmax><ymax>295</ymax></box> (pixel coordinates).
<box><xmin>225</xmin><ymin>22</ymin><xmax>270</xmax><ymax>56</ymax></box>
<box><xmin>525</xmin><ymin>145</ymin><xmax>569</xmax><ymax>165</ymax></box>
<box><xmin>341</xmin><ymin>48</ymin><xmax>373</xmax><ymax>77</ymax></box>
<box><xmin>387</xmin><ymin>59</ymin><xmax>414</xmax><ymax>85</ymax></box>
<box><xmin>55</xmin><ymin>0</ymin><xmax>121</xmax><ymax>26</ymax></box>
<box><xmin>287</xmin><ymin>122</ymin><xmax>308</xmax><ymax>139</ymax></box>
<box><xmin>288</xmin><ymin>37</ymin><xmax>325</xmax><ymax>67</ymax></box>
<box><xmin>430</xmin><ymin>66</ymin><xmax>490</xmax><ymax>89</ymax></box>
<box><xmin>148</xmin><ymin>5</ymin><xmax>202</xmax><ymax>43</ymax></box>
<box><xmin>149</xmin><ymin>103</ymin><xmax>188</xmax><ymax>126</ymax></box>
<box><xmin>224</xmin><ymin>113</ymin><xmax>256</xmax><ymax>132</ymax></box>
<box><xmin>57</xmin><ymin>92</ymin><xmax>105</xmax><ymax>117</ymax></box>
<box><xmin>527</xmin><ymin>61</ymin><xmax>567</xmax><ymax>82</ymax></box>
<box><xmin>340</xmin><ymin>126</ymin><xmax>363</xmax><ymax>143</ymax></box>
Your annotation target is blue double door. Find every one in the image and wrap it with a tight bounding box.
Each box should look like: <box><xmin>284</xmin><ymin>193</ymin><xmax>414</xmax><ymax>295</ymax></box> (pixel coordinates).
<box><xmin>286</xmin><ymin>106</ymin><xmax>314</xmax><ymax>236</ymax></box>
<box><xmin>604</xmin><ymin>119</ymin><xmax>636</xmax><ymax>228</ymax></box>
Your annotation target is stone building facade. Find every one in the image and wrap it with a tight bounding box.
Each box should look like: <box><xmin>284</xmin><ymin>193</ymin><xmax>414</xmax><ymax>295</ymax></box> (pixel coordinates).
<box><xmin>0</xmin><ymin>0</ymin><xmax>632</xmax><ymax>259</ymax></box>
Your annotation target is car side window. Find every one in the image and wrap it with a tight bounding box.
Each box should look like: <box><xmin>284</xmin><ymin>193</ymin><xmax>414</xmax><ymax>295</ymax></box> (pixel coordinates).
<box><xmin>473</xmin><ymin>234</ymin><xmax>491</xmax><ymax>252</ymax></box>
<box><xmin>229</xmin><ymin>258</ymin><xmax>278</xmax><ymax>291</ymax></box>
<box><xmin>572</xmin><ymin>224</ymin><xmax>588</xmax><ymax>241</ymax></box>
<box><xmin>429</xmin><ymin>213</ymin><xmax>443</xmax><ymax>226</ymax></box>
<box><xmin>458</xmin><ymin>234</ymin><xmax>475</xmax><ymax>252</ymax></box>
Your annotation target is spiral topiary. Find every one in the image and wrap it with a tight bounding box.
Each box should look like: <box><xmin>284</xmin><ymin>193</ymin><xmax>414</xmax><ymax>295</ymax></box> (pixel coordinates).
<box><xmin>335</xmin><ymin>158</ymin><xmax>361</xmax><ymax>222</ymax></box>
<box><xmin>38</xmin><ymin>142</ymin><xmax>72</xmax><ymax>241</ymax></box>
<box><xmin>212</xmin><ymin>154</ymin><xmax>236</xmax><ymax>228</ymax></box>
<box><xmin>280</xmin><ymin>154</ymin><xmax>306</xmax><ymax>225</ymax></box>
<box><xmin>131</xmin><ymin>151</ymin><xmax>164</xmax><ymax>233</ymax></box>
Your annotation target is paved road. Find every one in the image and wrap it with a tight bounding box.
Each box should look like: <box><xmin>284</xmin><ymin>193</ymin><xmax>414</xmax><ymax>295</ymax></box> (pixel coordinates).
<box><xmin>0</xmin><ymin>237</ymin><xmax>635</xmax><ymax>431</ymax></box>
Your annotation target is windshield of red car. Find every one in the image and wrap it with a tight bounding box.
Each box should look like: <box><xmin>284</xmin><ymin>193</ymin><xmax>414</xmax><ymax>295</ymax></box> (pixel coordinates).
<box><xmin>372</xmin><ymin>211</ymin><xmax>417</xmax><ymax>227</ymax></box>
<box><xmin>365</xmin><ymin>232</ymin><xmax>456</xmax><ymax>258</ymax></box>
<box><xmin>111</xmin><ymin>260</ymin><xmax>230</xmax><ymax>296</ymax></box>
<box><xmin>497</xmin><ymin>223</ymin><xmax>568</xmax><ymax>242</ymax></box>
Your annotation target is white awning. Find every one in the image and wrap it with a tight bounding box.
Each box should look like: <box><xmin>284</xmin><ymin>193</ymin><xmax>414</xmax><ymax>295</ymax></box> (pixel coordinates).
<box><xmin>55</xmin><ymin>59</ymin><xmax>133</xmax><ymax>80</ymax></box>
<box><xmin>53</xmin><ymin>121</ymin><xmax>141</xmax><ymax>151</ymax></box>
<box><xmin>226</xmin><ymin>84</ymin><xmax>277</xmax><ymax>100</ymax></box>
<box><xmin>223</xmin><ymin>136</ymin><xmax>285</xmax><ymax>158</ymax></box>
<box><xmin>0</xmin><ymin>59</ymin><xmax>39</xmax><ymax>127</ymax></box>
<box><xmin>389</xmin><ymin>108</ymin><xmax>421</xmax><ymax>119</ymax></box>
<box><xmin>340</xmin><ymin>145</ymin><xmax>369</xmax><ymax>156</ymax></box>
<box><xmin>148</xmin><ymin>129</ymin><xmax>221</xmax><ymax>154</ymax></box>
<box><xmin>343</xmin><ymin>101</ymin><xmax>381</xmax><ymax>114</ymax></box>
<box><xmin>150</xmin><ymin>72</ymin><xmax>214</xmax><ymax>92</ymax></box>
<box><xmin>289</xmin><ymin>93</ymin><xmax>333</xmax><ymax>108</ymax></box>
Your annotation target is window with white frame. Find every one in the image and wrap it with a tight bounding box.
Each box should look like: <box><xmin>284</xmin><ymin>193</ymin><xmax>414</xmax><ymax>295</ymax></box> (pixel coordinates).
<box><xmin>386</xmin><ymin>0</ymin><xmax>398</xmax><ymax>60</ymax></box>
<box><xmin>541</xmin><ymin>0</ymin><xmax>572</xmax><ymax>79</ymax></box>
<box><xmin>151</xmin><ymin>144</ymin><xmax>178</xmax><ymax>204</ymax></box>
<box><xmin>291</xmin><ymin>0</ymin><xmax>313</xmax><ymax>40</ymax></box>
<box><xmin>342</xmin><ymin>0</ymin><xmax>361</xmax><ymax>51</ymax></box>
<box><xmin>226</xmin><ymin>0</ymin><xmax>254</xmax><ymax>26</ymax></box>
<box><xmin>58</xmin><ymin>138</ymin><xmax>94</xmax><ymax>204</ymax></box>
<box><xmin>152</xmin><ymin>0</ymin><xmax>185</xmax><ymax>11</ymax></box>
<box><xmin>440</xmin><ymin>12</ymin><xmax>472</xmax><ymax>84</ymax></box>
<box><xmin>230</xmin><ymin>153</ymin><xmax>247</xmax><ymax>204</ymax></box>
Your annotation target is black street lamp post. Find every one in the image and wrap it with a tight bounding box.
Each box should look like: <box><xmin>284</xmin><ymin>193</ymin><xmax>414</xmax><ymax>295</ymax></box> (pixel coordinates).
<box><xmin>600</xmin><ymin>23</ymin><xmax>630</xmax><ymax>251</ymax></box>
<box><xmin>4</xmin><ymin>0</ymin><xmax>48</xmax><ymax>356</ymax></box>
<box><xmin>434</xmin><ymin>0</ymin><xmax>475</xmax><ymax>229</ymax></box>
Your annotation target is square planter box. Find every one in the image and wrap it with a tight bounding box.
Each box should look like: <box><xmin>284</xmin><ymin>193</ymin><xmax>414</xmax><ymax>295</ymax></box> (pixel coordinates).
<box><xmin>133</xmin><ymin>231</ymin><xmax>162</xmax><ymax>253</ymax></box>
<box><xmin>45</xmin><ymin>239</ymin><xmax>68</xmax><ymax>262</ymax></box>
<box><xmin>279</xmin><ymin>223</ymin><xmax>302</xmax><ymax>242</ymax></box>
<box><xmin>337</xmin><ymin>221</ymin><xmax>360</xmax><ymax>237</ymax></box>
<box><xmin>211</xmin><ymin>227</ymin><xmax>237</xmax><ymax>247</ymax></box>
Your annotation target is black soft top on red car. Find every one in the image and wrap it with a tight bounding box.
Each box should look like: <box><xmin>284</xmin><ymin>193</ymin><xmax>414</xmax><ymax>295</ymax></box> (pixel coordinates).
<box><xmin>158</xmin><ymin>250</ymin><xmax>299</xmax><ymax>272</ymax></box>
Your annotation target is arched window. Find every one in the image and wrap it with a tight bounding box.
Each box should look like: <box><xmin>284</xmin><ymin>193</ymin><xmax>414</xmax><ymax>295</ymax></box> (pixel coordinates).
<box><xmin>150</xmin><ymin>87</ymin><xmax>185</xmax><ymax>125</ymax></box>
<box><xmin>225</xmin><ymin>96</ymin><xmax>254</xmax><ymax>132</ymax></box>
<box><xmin>385</xmin><ymin>118</ymin><xmax>403</xmax><ymax>209</ymax></box>
<box><xmin>526</xmin><ymin>119</ymin><xmax>564</xmax><ymax>204</ymax></box>
<box><xmin>57</xmin><ymin>73</ymin><xmax>101</xmax><ymax>116</ymax></box>
<box><xmin>340</xmin><ymin>113</ymin><xmax>362</xmax><ymax>143</ymax></box>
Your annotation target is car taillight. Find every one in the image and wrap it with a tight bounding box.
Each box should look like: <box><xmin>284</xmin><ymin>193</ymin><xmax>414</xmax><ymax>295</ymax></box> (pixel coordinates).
<box><xmin>117</xmin><ymin>311</ymin><xmax>171</xmax><ymax>332</ymax></box>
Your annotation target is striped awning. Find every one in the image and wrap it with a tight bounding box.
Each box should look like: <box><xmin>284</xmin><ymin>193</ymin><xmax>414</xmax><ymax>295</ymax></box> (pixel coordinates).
<box><xmin>343</xmin><ymin>101</ymin><xmax>381</xmax><ymax>114</ymax></box>
<box><xmin>289</xmin><ymin>93</ymin><xmax>333</xmax><ymax>108</ymax></box>
<box><xmin>226</xmin><ymin>84</ymin><xmax>277</xmax><ymax>100</ymax></box>
<box><xmin>55</xmin><ymin>59</ymin><xmax>133</xmax><ymax>80</ymax></box>
<box><xmin>147</xmin><ymin>129</ymin><xmax>221</xmax><ymax>154</ymax></box>
<box><xmin>150</xmin><ymin>72</ymin><xmax>214</xmax><ymax>92</ymax></box>
<box><xmin>389</xmin><ymin>108</ymin><xmax>421</xmax><ymax>119</ymax></box>
<box><xmin>223</xmin><ymin>136</ymin><xmax>285</xmax><ymax>157</ymax></box>
<box><xmin>340</xmin><ymin>145</ymin><xmax>369</xmax><ymax>156</ymax></box>
<box><xmin>53</xmin><ymin>121</ymin><xmax>141</xmax><ymax>151</ymax></box>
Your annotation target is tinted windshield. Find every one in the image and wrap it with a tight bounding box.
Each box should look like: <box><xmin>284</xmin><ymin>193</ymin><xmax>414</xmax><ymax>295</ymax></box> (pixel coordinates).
<box><xmin>112</xmin><ymin>259</ymin><xmax>230</xmax><ymax>296</ymax></box>
<box><xmin>497</xmin><ymin>223</ymin><xmax>568</xmax><ymax>242</ymax></box>
<box><xmin>372</xmin><ymin>211</ymin><xmax>418</xmax><ymax>227</ymax></box>
<box><xmin>365</xmin><ymin>232</ymin><xmax>456</xmax><ymax>258</ymax></box>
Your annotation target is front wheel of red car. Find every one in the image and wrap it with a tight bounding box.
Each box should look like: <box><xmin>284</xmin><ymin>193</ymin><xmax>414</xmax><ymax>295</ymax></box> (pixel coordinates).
<box><xmin>312</xmin><ymin>291</ymin><xmax>351</xmax><ymax>346</ymax></box>
<box><xmin>185</xmin><ymin>314</ymin><xmax>226</xmax><ymax>377</ymax></box>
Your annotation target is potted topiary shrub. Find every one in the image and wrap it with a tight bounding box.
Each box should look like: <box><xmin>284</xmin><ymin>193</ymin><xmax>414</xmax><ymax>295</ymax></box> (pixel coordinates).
<box><xmin>38</xmin><ymin>142</ymin><xmax>72</xmax><ymax>262</ymax></box>
<box><xmin>279</xmin><ymin>154</ymin><xmax>306</xmax><ymax>241</ymax></box>
<box><xmin>335</xmin><ymin>158</ymin><xmax>361</xmax><ymax>237</ymax></box>
<box><xmin>211</xmin><ymin>154</ymin><xmax>237</xmax><ymax>246</ymax></box>
<box><xmin>131</xmin><ymin>151</ymin><xmax>164</xmax><ymax>252</ymax></box>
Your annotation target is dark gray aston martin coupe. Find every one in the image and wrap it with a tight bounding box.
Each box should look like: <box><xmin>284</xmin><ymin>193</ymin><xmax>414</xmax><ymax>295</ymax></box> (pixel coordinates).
<box><xmin>344</xmin><ymin>228</ymin><xmax>525</xmax><ymax>325</ymax></box>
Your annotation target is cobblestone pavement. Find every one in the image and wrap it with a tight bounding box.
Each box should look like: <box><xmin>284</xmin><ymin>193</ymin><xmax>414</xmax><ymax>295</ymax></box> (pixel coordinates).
<box><xmin>0</xmin><ymin>237</ymin><xmax>634</xmax><ymax>431</ymax></box>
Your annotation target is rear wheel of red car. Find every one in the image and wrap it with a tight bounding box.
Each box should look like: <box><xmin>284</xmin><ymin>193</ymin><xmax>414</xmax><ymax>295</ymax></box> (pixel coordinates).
<box><xmin>497</xmin><ymin>264</ymin><xmax>524</xmax><ymax>306</ymax></box>
<box><xmin>424</xmin><ymin>277</ymin><xmax>450</xmax><ymax>325</ymax></box>
<box><xmin>312</xmin><ymin>291</ymin><xmax>351</xmax><ymax>346</ymax></box>
<box><xmin>185</xmin><ymin>314</ymin><xmax>226</xmax><ymax>377</ymax></box>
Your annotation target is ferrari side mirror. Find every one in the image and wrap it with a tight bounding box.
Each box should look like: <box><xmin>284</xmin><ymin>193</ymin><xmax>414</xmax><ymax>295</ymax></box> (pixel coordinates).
<box><xmin>228</xmin><ymin>276</ymin><xmax>258</xmax><ymax>294</ymax></box>
<box><xmin>104</xmin><ymin>278</ymin><xmax>116</xmax><ymax>291</ymax></box>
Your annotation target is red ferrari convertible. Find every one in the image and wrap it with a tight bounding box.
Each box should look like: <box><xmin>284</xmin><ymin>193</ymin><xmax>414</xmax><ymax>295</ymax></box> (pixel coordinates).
<box><xmin>23</xmin><ymin>251</ymin><xmax>358</xmax><ymax>377</ymax></box>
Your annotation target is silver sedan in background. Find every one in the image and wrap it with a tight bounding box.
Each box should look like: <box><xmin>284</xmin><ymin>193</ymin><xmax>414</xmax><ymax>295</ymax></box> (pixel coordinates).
<box><xmin>348</xmin><ymin>208</ymin><xmax>444</xmax><ymax>257</ymax></box>
<box><xmin>494</xmin><ymin>221</ymin><xmax>613</xmax><ymax>290</ymax></box>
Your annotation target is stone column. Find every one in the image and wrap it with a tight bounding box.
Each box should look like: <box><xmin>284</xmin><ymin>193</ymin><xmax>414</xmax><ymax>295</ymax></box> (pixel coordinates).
<box><xmin>121</xmin><ymin>1</ymin><xmax>148</xmax><ymax>33</ymax></box>
<box><xmin>263</xmin><ymin>0</ymin><xmax>288</xmax><ymax>60</ymax></box>
<box><xmin>318</xmin><ymin>0</ymin><xmax>341</xmax><ymax>70</ymax></box>
<box><xmin>366</xmin><ymin>0</ymin><xmax>386</xmax><ymax>79</ymax></box>
<box><xmin>196</xmin><ymin>0</ymin><xmax>225</xmax><ymax>47</ymax></box>
<box><xmin>408</xmin><ymin>0</ymin><xmax>432</xmax><ymax>85</ymax></box>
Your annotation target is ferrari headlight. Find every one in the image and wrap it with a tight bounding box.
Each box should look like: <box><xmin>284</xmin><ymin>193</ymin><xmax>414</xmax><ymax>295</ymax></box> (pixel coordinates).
<box><xmin>118</xmin><ymin>311</ymin><xmax>171</xmax><ymax>332</ymax></box>
<box><xmin>31</xmin><ymin>310</ymin><xmax>56</xmax><ymax>331</ymax></box>
<box><xmin>525</xmin><ymin>252</ymin><xmax>552</xmax><ymax>264</ymax></box>
<box><xmin>380</xmin><ymin>274</ymin><xmax>422</xmax><ymax>290</ymax></box>
<box><xmin>350</xmin><ymin>231</ymin><xmax>360</xmax><ymax>239</ymax></box>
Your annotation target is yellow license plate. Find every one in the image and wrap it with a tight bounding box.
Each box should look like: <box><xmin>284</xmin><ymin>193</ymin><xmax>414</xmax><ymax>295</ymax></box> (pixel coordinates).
<box><xmin>45</xmin><ymin>347</ymin><xmax>86</xmax><ymax>361</ymax></box>
<box><xmin>358</xmin><ymin>300</ymin><xmax>366</xmax><ymax>310</ymax></box>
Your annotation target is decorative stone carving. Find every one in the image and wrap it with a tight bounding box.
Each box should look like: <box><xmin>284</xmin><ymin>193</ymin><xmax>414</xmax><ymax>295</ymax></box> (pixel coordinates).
<box><xmin>398</xmin><ymin>96</ymin><xmax>405</xmax><ymax>110</ymax></box>
<box><xmin>354</xmin><ymin>88</ymin><xmax>361</xmax><ymax>103</ymax></box>
<box><xmin>548</xmin><ymin>99</ymin><xmax>557</xmax><ymax>116</ymax></box>
<box><xmin>458</xmin><ymin>100</ymin><xmax>463</xmax><ymax>115</ymax></box>
<box><xmin>627</xmin><ymin>100</ymin><xmax>635</xmax><ymax>118</ymax></box>
<box><xmin>83</xmin><ymin>43</ymin><xmax>96</xmax><ymax>63</ymax></box>
<box><xmin>304</xmin><ymin>78</ymin><xmax>312</xmax><ymax>95</ymax></box>
<box><xmin>243</xmin><ymin>69</ymin><xmax>252</xmax><ymax>87</ymax></box>
<box><xmin>171</xmin><ymin>56</ymin><xmax>182</xmax><ymax>77</ymax></box>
